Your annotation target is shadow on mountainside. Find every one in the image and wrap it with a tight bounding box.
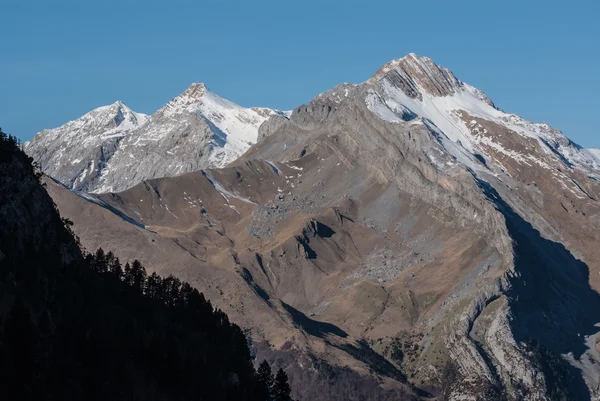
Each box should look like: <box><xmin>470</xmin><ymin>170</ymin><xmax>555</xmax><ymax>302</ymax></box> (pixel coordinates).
<box><xmin>47</xmin><ymin>177</ymin><xmax>152</xmax><ymax>231</ymax></box>
<box><xmin>337</xmin><ymin>340</ymin><xmax>408</xmax><ymax>383</ymax></box>
<box><xmin>280</xmin><ymin>305</ymin><xmax>424</xmax><ymax>394</ymax></box>
<box><xmin>281</xmin><ymin>302</ymin><xmax>348</xmax><ymax>339</ymax></box>
<box><xmin>254</xmin><ymin>341</ymin><xmax>419</xmax><ymax>401</ymax></box>
<box><xmin>477</xmin><ymin>178</ymin><xmax>600</xmax><ymax>400</ymax></box>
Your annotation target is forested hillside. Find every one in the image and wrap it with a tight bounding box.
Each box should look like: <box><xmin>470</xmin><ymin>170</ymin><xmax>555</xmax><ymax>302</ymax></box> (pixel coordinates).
<box><xmin>0</xmin><ymin>129</ymin><xmax>291</xmax><ymax>401</ymax></box>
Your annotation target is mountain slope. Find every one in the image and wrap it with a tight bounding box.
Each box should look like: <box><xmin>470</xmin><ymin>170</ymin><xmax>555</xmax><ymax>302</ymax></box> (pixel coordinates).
<box><xmin>45</xmin><ymin>54</ymin><xmax>600</xmax><ymax>400</ymax></box>
<box><xmin>247</xmin><ymin>53</ymin><xmax>600</xmax><ymax>399</ymax></box>
<box><xmin>26</xmin><ymin>84</ymin><xmax>283</xmax><ymax>193</ymax></box>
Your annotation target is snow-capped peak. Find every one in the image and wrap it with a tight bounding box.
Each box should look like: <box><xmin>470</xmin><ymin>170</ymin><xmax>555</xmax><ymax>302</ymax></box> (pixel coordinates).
<box><xmin>183</xmin><ymin>82</ymin><xmax>208</xmax><ymax>97</ymax></box>
<box><xmin>371</xmin><ymin>53</ymin><xmax>464</xmax><ymax>100</ymax></box>
<box><xmin>365</xmin><ymin>53</ymin><xmax>600</xmax><ymax>176</ymax></box>
<box><xmin>29</xmin><ymin>100</ymin><xmax>147</xmax><ymax>146</ymax></box>
<box><xmin>108</xmin><ymin>101</ymin><xmax>148</xmax><ymax>130</ymax></box>
<box><xmin>153</xmin><ymin>83</ymin><xmax>280</xmax><ymax>164</ymax></box>
<box><xmin>161</xmin><ymin>83</ymin><xmax>239</xmax><ymax>117</ymax></box>
<box><xmin>24</xmin><ymin>100</ymin><xmax>149</xmax><ymax>192</ymax></box>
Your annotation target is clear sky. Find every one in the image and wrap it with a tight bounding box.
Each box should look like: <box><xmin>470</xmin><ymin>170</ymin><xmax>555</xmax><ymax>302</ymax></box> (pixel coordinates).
<box><xmin>1</xmin><ymin>0</ymin><xmax>599</xmax><ymax>147</ymax></box>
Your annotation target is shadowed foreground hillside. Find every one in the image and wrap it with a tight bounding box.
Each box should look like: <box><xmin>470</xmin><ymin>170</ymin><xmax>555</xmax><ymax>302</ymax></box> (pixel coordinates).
<box><xmin>0</xmin><ymin>129</ymin><xmax>291</xmax><ymax>401</ymax></box>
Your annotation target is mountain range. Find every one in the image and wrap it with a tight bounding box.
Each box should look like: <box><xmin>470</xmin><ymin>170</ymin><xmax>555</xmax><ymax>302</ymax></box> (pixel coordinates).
<box><xmin>25</xmin><ymin>53</ymin><xmax>600</xmax><ymax>400</ymax></box>
<box><xmin>25</xmin><ymin>83</ymin><xmax>285</xmax><ymax>193</ymax></box>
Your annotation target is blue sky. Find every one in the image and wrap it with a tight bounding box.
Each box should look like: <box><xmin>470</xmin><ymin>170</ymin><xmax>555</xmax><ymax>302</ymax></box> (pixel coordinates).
<box><xmin>1</xmin><ymin>0</ymin><xmax>599</xmax><ymax>147</ymax></box>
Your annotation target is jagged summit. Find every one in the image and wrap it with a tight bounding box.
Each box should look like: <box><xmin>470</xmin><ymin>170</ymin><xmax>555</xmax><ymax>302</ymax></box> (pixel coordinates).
<box><xmin>51</xmin><ymin>100</ymin><xmax>146</xmax><ymax>133</ymax></box>
<box><xmin>24</xmin><ymin>100</ymin><xmax>149</xmax><ymax>191</ymax></box>
<box><xmin>161</xmin><ymin>82</ymin><xmax>244</xmax><ymax>119</ymax></box>
<box><xmin>188</xmin><ymin>81</ymin><xmax>207</xmax><ymax>91</ymax></box>
<box><xmin>25</xmin><ymin>100</ymin><xmax>147</xmax><ymax>149</ymax></box>
<box><xmin>179</xmin><ymin>82</ymin><xmax>208</xmax><ymax>100</ymax></box>
<box><xmin>371</xmin><ymin>53</ymin><xmax>463</xmax><ymax>99</ymax></box>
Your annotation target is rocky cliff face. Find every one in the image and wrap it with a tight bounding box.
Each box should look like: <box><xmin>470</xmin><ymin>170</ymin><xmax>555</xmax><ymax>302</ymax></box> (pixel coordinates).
<box><xmin>26</xmin><ymin>84</ymin><xmax>285</xmax><ymax>193</ymax></box>
<box><xmin>42</xmin><ymin>54</ymin><xmax>600</xmax><ymax>400</ymax></box>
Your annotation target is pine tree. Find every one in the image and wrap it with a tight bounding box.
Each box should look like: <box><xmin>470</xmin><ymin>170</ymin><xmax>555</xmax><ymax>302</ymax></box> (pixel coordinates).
<box><xmin>93</xmin><ymin>248</ymin><xmax>107</xmax><ymax>273</ymax></box>
<box><xmin>130</xmin><ymin>260</ymin><xmax>147</xmax><ymax>292</ymax></box>
<box><xmin>162</xmin><ymin>275</ymin><xmax>182</xmax><ymax>307</ymax></box>
<box><xmin>257</xmin><ymin>360</ymin><xmax>274</xmax><ymax>400</ymax></box>
<box><xmin>107</xmin><ymin>252</ymin><xmax>123</xmax><ymax>278</ymax></box>
<box><xmin>123</xmin><ymin>262</ymin><xmax>132</xmax><ymax>284</ymax></box>
<box><xmin>273</xmin><ymin>368</ymin><xmax>292</xmax><ymax>401</ymax></box>
<box><xmin>146</xmin><ymin>272</ymin><xmax>162</xmax><ymax>299</ymax></box>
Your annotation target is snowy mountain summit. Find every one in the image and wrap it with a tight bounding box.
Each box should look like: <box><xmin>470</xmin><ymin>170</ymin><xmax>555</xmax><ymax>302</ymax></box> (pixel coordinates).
<box><xmin>26</xmin><ymin>83</ymin><xmax>283</xmax><ymax>193</ymax></box>
<box><xmin>25</xmin><ymin>101</ymin><xmax>148</xmax><ymax>192</ymax></box>
<box><xmin>362</xmin><ymin>53</ymin><xmax>600</xmax><ymax>177</ymax></box>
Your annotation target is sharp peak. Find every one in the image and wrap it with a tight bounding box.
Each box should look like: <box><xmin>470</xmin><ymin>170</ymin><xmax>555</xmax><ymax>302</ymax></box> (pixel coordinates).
<box><xmin>371</xmin><ymin>52</ymin><xmax>463</xmax><ymax>98</ymax></box>
<box><xmin>400</xmin><ymin>52</ymin><xmax>428</xmax><ymax>61</ymax></box>
<box><xmin>109</xmin><ymin>100</ymin><xmax>131</xmax><ymax>110</ymax></box>
<box><xmin>89</xmin><ymin>100</ymin><xmax>133</xmax><ymax>113</ymax></box>
<box><xmin>188</xmin><ymin>82</ymin><xmax>208</xmax><ymax>89</ymax></box>
<box><xmin>159</xmin><ymin>82</ymin><xmax>226</xmax><ymax>114</ymax></box>
<box><xmin>181</xmin><ymin>82</ymin><xmax>212</xmax><ymax>98</ymax></box>
<box><xmin>88</xmin><ymin>100</ymin><xmax>129</xmax><ymax>114</ymax></box>
<box><xmin>93</xmin><ymin>101</ymin><xmax>138</xmax><ymax>118</ymax></box>
<box><xmin>381</xmin><ymin>53</ymin><xmax>449</xmax><ymax>73</ymax></box>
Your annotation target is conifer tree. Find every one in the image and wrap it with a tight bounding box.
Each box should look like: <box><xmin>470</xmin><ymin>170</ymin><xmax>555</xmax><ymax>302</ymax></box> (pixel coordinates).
<box><xmin>273</xmin><ymin>368</ymin><xmax>292</xmax><ymax>401</ymax></box>
<box><xmin>257</xmin><ymin>360</ymin><xmax>274</xmax><ymax>399</ymax></box>
<box><xmin>123</xmin><ymin>262</ymin><xmax>132</xmax><ymax>283</ymax></box>
<box><xmin>92</xmin><ymin>248</ymin><xmax>107</xmax><ymax>272</ymax></box>
<box><xmin>107</xmin><ymin>252</ymin><xmax>123</xmax><ymax>278</ymax></box>
<box><xmin>130</xmin><ymin>260</ymin><xmax>147</xmax><ymax>291</ymax></box>
<box><xmin>146</xmin><ymin>272</ymin><xmax>162</xmax><ymax>299</ymax></box>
